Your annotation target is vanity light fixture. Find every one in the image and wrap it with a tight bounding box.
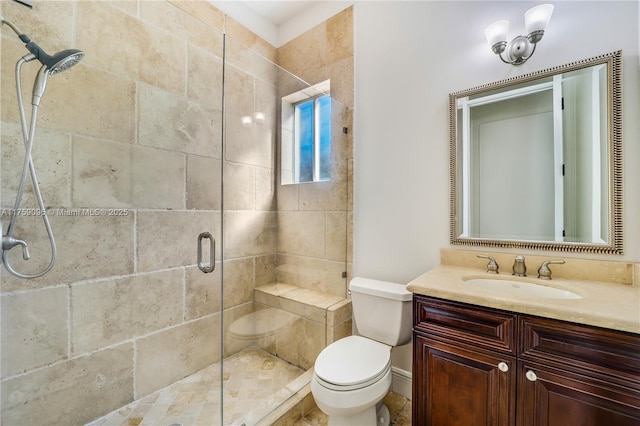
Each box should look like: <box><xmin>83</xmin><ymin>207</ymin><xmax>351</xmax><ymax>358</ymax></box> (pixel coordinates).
<box><xmin>484</xmin><ymin>4</ymin><xmax>554</xmax><ymax>65</ymax></box>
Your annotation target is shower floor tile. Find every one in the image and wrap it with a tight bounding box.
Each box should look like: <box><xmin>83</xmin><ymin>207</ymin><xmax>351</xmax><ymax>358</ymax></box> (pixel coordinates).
<box><xmin>87</xmin><ymin>347</ymin><xmax>304</xmax><ymax>426</ymax></box>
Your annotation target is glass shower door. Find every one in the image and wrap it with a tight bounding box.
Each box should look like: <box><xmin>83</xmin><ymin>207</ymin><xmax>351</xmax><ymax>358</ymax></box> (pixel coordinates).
<box><xmin>1</xmin><ymin>2</ymin><xmax>351</xmax><ymax>425</ymax></box>
<box><xmin>0</xmin><ymin>1</ymin><xmax>224</xmax><ymax>424</ymax></box>
<box><xmin>220</xmin><ymin>35</ymin><xmax>350</xmax><ymax>425</ymax></box>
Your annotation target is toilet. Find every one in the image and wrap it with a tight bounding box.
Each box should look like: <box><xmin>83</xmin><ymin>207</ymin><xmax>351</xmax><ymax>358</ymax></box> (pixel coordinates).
<box><xmin>311</xmin><ymin>277</ymin><xmax>412</xmax><ymax>425</ymax></box>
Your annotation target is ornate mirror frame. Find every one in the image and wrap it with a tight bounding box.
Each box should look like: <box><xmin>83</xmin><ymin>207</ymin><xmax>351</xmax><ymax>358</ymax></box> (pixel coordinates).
<box><xmin>449</xmin><ymin>50</ymin><xmax>623</xmax><ymax>254</ymax></box>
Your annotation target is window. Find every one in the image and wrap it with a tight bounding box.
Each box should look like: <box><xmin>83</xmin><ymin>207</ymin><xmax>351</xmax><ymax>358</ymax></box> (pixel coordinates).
<box><xmin>281</xmin><ymin>80</ymin><xmax>331</xmax><ymax>185</ymax></box>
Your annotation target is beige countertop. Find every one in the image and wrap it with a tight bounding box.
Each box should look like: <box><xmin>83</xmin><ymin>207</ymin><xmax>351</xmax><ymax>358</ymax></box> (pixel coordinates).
<box><xmin>407</xmin><ymin>264</ymin><xmax>640</xmax><ymax>335</ymax></box>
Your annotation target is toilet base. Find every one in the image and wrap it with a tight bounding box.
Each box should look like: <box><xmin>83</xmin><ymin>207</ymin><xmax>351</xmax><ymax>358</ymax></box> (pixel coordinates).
<box><xmin>327</xmin><ymin>401</ymin><xmax>390</xmax><ymax>426</ymax></box>
<box><xmin>327</xmin><ymin>406</ymin><xmax>375</xmax><ymax>426</ymax></box>
<box><xmin>377</xmin><ymin>401</ymin><xmax>390</xmax><ymax>425</ymax></box>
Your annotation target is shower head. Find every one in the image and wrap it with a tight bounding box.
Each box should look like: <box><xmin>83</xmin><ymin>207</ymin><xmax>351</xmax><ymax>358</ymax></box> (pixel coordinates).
<box><xmin>29</xmin><ymin>49</ymin><xmax>84</xmax><ymax>106</ymax></box>
<box><xmin>23</xmin><ymin>41</ymin><xmax>84</xmax><ymax>75</ymax></box>
<box><xmin>1</xmin><ymin>18</ymin><xmax>84</xmax><ymax>74</ymax></box>
<box><xmin>2</xmin><ymin>18</ymin><xmax>84</xmax><ymax>106</ymax></box>
<box><xmin>35</xmin><ymin>48</ymin><xmax>84</xmax><ymax>75</ymax></box>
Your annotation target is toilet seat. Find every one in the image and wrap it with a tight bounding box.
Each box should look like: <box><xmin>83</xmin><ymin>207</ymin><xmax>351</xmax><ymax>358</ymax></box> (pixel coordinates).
<box><xmin>314</xmin><ymin>336</ymin><xmax>391</xmax><ymax>391</ymax></box>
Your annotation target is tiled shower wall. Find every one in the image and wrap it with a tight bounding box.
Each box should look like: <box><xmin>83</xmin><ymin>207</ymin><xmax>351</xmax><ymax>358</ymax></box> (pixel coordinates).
<box><xmin>275</xmin><ymin>7</ymin><xmax>354</xmax><ymax>298</ymax></box>
<box><xmin>0</xmin><ymin>0</ymin><xmax>282</xmax><ymax>424</ymax></box>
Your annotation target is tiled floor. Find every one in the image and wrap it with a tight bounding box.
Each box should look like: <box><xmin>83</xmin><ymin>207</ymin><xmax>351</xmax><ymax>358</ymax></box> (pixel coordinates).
<box><xmin>88</xmin><ymin>346</ymin><xmax>411</xmax><ymax>426</ymax></box>
<box><xmin>88</xmin><ymin>347</ymin><xmax>305</xmax><ymax>426</ymax></box>
<box><xmin>296</xmin><ymin>392</ymin><xmax>411</xmax><ymax>426</ymax></box>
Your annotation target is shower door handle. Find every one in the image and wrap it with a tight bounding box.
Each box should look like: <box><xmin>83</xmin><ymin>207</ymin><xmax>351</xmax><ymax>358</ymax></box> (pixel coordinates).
<box><xmin>197</xmin><ymin>232</ymin><xmax>215</xmax><ymax>273</ymax></box>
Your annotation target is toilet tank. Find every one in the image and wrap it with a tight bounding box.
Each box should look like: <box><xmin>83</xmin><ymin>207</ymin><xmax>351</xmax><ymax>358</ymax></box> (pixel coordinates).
<box><xmin>349</xmin><ymin>277</ymin><xmax>413</xmax><ymax>346</ymax></box>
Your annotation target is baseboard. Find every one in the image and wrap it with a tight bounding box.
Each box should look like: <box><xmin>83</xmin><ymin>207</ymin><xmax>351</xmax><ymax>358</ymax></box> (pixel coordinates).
<box><xmin>391</xmin><ymin>366</ymin><xmax>412</xmax><ymax>400</ymax></box>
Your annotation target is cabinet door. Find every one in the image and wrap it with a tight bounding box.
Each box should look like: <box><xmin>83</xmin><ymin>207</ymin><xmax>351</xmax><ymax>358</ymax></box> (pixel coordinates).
<box><xmin>413</xmin><ymin>335</ymin><xmax>516</xmax><ymax>426</ymax></box>
<box><xmin>517</xmin><ymin>360</ymin><xmax>640</xmax><ymax>426</ymax></box>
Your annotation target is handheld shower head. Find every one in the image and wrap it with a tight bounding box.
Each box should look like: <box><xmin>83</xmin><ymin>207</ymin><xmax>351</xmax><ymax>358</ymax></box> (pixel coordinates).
<box><xmin>23</xmin><ymin>41</ymin><xmax>84</xmax><ymax>74</ymax></box>
<box><xmin>24</xmin><ymin>48</ymin><xmax>85</xmax><ymax>106</ymax></box>
<box><xmin>0</xmin><ymin>18</ymin><xmax>76</xmax><ymax>278</ymax></box>
<box><xmin>45</xmin><ymin>49</ymin><xmax>84</xmax><ymax>74</ymax></box>
<box><xmin>1</xmin><ymin>18</ymin><xmax>84</xmax><ymax>74</ymax></box>
<box><xmin>2</xmin><ymin>18</ymin><xmax>84</xmax><ymax>106</ymax></box>
<box><xmin>32</xmin><ymin>65</ymin><xmax>49</xmax><ymax>107</ymax></box>
<box><xmin>27</xmin><ymin>49</ymin><xmax>84</xmax><ymax>106</ymax></box>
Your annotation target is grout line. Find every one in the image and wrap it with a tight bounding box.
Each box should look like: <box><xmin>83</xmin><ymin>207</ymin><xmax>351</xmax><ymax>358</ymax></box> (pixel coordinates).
<box><xmin>132</xmin><ymin>339</ymin><xmax>138</xmax><ymax>401</ymax></box>
<box><xmin>67</xmin><ymin>284</ymin><xmax>72</xmax><ymax>358</ymax></box>
<box><xmin>184</xmin><ymin>38</ymin><xmax>189</xmax><ymax>97</ymax></box>
<box><xmin>182</xmin><ymin>266</ymin><xmax>187</xmax><ymax>322</ymax></box>
<box><xmin>132</xmin><ymin>210</ymin><xmax>138</xmax><ymax>273</ymax></box>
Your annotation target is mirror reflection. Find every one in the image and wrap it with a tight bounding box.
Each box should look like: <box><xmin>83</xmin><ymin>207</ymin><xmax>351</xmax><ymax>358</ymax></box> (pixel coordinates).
<box><xmin>450</xmin><ymin>51</ymin><xmax>622</xmax><ymax>254</ymax></box>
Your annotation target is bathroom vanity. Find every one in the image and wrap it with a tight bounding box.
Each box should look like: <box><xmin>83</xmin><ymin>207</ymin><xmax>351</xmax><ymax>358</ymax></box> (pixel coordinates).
<box><xmin>423</xmin><ymin>49</ymin><xmax>639</xmax><ymax>424</ymax></box>
<box><xmin>408</xmin><ymin>260</ymin><xmax>640</xmax><ymax>425</ymax></box>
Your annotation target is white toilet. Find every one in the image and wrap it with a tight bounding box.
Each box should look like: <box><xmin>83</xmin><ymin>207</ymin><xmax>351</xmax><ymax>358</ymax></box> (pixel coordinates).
<box><xmin>311</xmin><ymin>277</ymin><xmax>412</xmax><ymax>426</ymax></box>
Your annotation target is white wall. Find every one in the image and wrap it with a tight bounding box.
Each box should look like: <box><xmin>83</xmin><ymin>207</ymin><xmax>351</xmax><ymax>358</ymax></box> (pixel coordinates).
<box><xmin>353</xmin><ymin>1</ymin><xmax>639</xmax><ymax>374</ymax></box>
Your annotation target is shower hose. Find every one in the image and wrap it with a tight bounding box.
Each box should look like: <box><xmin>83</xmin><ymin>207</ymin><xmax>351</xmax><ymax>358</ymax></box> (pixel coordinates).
<box><xmin>2</xmin><ymin>55</ymin><xmax>57</xmax><ymax>279</ymax></box>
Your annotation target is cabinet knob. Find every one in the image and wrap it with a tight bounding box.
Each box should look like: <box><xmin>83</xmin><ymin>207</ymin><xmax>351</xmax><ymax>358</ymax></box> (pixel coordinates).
<box><xmin>525</xmin><ymin>370</ymin><xmax>538</xmax><ymax>382</ymax></box>
<box><xmin>498</xmin><ymin>362</ymin><xmax>509</xmax><ymax>372</ymax></box>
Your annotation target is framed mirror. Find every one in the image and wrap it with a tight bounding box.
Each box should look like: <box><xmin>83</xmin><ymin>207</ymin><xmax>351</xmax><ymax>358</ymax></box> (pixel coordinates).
<box><xmin>449</xmin><ymin>51</ymin><xmax>622</xmax><ymax>254</ymax></box>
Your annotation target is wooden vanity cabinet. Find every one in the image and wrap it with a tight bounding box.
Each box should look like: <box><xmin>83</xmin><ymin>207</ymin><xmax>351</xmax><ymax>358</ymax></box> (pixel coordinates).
<box><xmin>413</xmin><ymin>296</ymin><xmax>517</xmax><ymax>425</ymax></box>
<box><xmin>516</xmin><ymin>315</ymin><xmax>640</xmax><ymax>426</ymax></box>
<box><xmin>413</xmin><ymin>295</ymin><xmax>640</xmax><ymax>426</ymax></box>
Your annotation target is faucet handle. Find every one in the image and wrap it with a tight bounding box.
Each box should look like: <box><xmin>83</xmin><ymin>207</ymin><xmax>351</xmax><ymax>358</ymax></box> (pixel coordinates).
<box><xmin>537</xmin><ymin>259</ymin><xmax>565</xmax><ymax>280</ymax></box>
<box><xmin>2</xmin><ymin>235</ymin><xmax>31</xmax><ymax>260</ymax></box>
<box><xmin>477</xmin><ymin>254</ymin><xmax>499</xmax><ymax>274</ymax></box>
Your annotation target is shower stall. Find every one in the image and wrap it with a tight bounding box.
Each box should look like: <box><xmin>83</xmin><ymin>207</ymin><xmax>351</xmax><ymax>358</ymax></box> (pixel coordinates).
<box><xmin>0</xmin><ymin>1</ymin><xmax>352</xmax><ymax>425</ymax></box>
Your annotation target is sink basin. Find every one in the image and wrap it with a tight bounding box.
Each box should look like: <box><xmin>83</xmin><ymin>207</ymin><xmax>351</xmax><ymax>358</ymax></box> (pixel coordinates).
<box><xmin>464</xmin><ymin>277</ymin><xmax>582</xmax><ymax>300</ymax></box>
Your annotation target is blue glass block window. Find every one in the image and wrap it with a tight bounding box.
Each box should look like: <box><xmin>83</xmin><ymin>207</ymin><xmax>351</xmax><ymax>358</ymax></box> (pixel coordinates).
<box><xmin>292</xmin><ymin>94</ymin><xmax>331</xmax><ymax>183</ymax></box>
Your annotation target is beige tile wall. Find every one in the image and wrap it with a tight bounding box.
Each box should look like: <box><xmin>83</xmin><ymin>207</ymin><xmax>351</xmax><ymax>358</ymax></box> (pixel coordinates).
<box><xmin>276</xmin><ymin>7</ymin><xmax>354</xmax><ymax>298</ymax></box>
<box><xmin>2</xmin><ymin>343</ymin><xmax>134</xmax><ymax>425</ymax></box>
<box><xmin>0</xmin><ymin>1</ymin><xmax>353</xmax><ymax>424</ymax></box>
<box><xmin>0</xmin><ymin>0</ymin><xmax>282</xmax><ymax>424</ymax></box>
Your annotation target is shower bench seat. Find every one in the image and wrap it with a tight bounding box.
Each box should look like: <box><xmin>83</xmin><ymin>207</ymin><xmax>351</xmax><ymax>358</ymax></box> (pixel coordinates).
<box><xmin>255</xmin><ymin>283</ymin><xmax>351</xmax><ymax>326</ymax></box>
<box><xmin>227</xmin><ymin>283</ymin><xmax>352</xmax><ymax>371</ymax></box>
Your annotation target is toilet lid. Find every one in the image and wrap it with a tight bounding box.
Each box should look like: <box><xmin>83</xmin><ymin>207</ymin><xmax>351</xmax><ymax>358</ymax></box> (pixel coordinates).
<box><xmin>314</xmin><ymin>336</ymin><xmax>391</xmax><ymax>390</ymax></box>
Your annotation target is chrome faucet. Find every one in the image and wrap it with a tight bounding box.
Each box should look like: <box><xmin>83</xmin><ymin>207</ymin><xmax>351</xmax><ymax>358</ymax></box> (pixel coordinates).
<box><xmin>477</xmin><ymin>254</ymin><xmax>499</xmax><ymax>274</ymax></box>
<box><xmin>512</xmin><ymin>255</ymin><xmax>526</xmax><ymax>276</ymax></box>
<box><xmin>537</xmin><ymin>259</ymin><xmax>565</xmax><ymax>279</ymax></box>
<box><xmin>2</xmin><ymin>235</ymin><xmax>31</xmax><ymax>260</ymax></box>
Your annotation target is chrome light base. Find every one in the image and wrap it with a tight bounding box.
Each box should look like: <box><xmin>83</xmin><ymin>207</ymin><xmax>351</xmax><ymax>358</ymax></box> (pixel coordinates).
<box><xmin>493</xmin><ymin>32</ymin><xmax>543</xmax><ymax>65</ymax></box>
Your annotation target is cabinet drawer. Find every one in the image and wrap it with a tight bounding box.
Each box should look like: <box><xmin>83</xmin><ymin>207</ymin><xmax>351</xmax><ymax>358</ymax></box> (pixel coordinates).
<box><xmin>414</xmin><ymin>296</ymin><xmax>517</xmax><ymax>355</ymax></box>
<box><xmin>520</xmin><ymin>315</ymin><xmax>640</xmax><ymax>387</ymax></box>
